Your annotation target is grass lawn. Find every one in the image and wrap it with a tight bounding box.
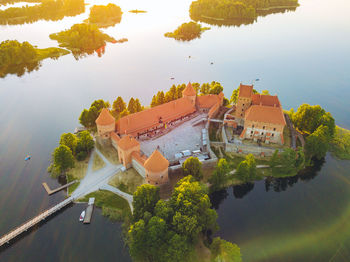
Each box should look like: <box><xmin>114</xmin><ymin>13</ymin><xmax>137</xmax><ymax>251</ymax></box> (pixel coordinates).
<box><xmin>109</xmin><ymin>168</ymin><xmax>144</xmax><ymax>195</ymax></box>
<box><xmin>330</xmin><ymin>126</ymin><xmax>350</xmax><ymax>160</ymax></box>
<box><xmin>66</xmin><ymin>158</ymin><xmax>89</xmax><ymax>180</ymax></box>
<box><xmin>79</xmin><ymin>190</ymin><xmax>131</xmax><ymax>221</ymax></box>
<box><xmin>96</xmin><ymin>142</ymin><xmax>120</xmax><ymax>165</ymax></box>
<box><xmin>92</xmin><ymin>153</ymin><xmax>105</xmax><ymax>171</ymax></box>
<box><xmin>65</xmin><ymin>157</ymin><xmax>89</xmax><ymax>195</ymax></box>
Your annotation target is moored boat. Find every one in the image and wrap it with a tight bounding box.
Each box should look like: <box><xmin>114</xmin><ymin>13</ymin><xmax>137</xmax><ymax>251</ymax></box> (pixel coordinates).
<box><xmin>79</xmin><ymin>210</ymin><xmax>86</xmax><ymax>222</ymax></box>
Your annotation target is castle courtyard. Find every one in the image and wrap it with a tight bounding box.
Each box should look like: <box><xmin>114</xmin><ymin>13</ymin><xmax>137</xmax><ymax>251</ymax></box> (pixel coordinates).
<box><xmin>140</xmin><ymin>113</ymin><xmax>207</xmax><ymax>162</ymax></box>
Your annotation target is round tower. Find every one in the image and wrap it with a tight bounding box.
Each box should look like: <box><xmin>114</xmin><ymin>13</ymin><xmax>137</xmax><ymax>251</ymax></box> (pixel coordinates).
<box><xmin>144</xmin><ymin>150</ymin><xmax>169</xmax><ymax>186</ymax></box>
<box><xmin>95</xmin><ymin>108</ymin><xmax>115</xmax><ymax>139</ymax></box>
<box><xmin>182</xmin><ymin>82</ymin><xmax>197</xmax><ymax>106</ymax></box>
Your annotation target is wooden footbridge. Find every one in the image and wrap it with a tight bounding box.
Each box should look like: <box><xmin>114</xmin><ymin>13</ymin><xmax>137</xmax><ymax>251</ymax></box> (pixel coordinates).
<box><xmin>0</xmin><ymin>196</ymin><xmax>74</xmax><ymax>247</ymax></box>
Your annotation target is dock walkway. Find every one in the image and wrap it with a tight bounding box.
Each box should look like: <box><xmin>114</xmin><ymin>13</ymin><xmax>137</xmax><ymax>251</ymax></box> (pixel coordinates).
<box><xmin>42</xmin><ymin>180</ymin><xmax>77</xmax><ymax>195</ymax></box>
<box><xmin>0</xmin><ymin>197</ymin><xmax>74</xmax><ymax>247</ymax></box>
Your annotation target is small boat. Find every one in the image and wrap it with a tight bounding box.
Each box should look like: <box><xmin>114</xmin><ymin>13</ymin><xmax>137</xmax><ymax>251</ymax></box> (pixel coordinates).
<box><xmin>79</xmin><ymin>210</ymin><xmax>86</xmax><ymax>222</ymax></box>
<box><xmin>24</xmin><ymin>155</ymin><xmax>31</xmax><ymax>161</ymax></box>
<box><xmin>170</xmin><ymin>77</ymin><xmax>175</xmax><ymax>80</ymax></box>
<box><xmin>210</xmin><ymin>62</ymin><xmax>214</xmax><ymax>65</ymax></box>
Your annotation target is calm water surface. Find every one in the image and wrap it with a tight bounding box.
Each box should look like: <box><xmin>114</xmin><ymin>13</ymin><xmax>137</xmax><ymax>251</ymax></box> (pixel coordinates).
<box><xmin>0</xmin><ymin>0</ymin><xmax>349</xmax><ymax>261</ymax></box>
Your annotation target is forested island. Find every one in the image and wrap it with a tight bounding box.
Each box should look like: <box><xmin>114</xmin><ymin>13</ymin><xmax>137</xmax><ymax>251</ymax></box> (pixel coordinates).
<box><xmin>0</xmin><ymin>40</ymin><xmax>69</xmax><ymax>78</ymax></box>
<box><xmin>48</xmin><ymin>83</ymin><xmax>350</xmax><ymax>262</ymax></box>
<box><xmin>85</xmin><ymin>3</ymin><xmax>122</xmax><ymax>28</ymax></box>
<box><xmin>49</xmin><ymin>24</ymin><xmax>116</xmax><ymax>59</ymax></box>
<box><xmin>164</xmin><ymin>22</ymin><xmax>210</xmax><ymax>41</ymax></box>
<box><xmin>0</xmin><ymin>0</ymin><xmax>85</xmax><ymax>25</ymax></box>
<box><xmin>190</xmin><ymin>0</ymin><xmax>299</xmax><ymax>26</ymax></box>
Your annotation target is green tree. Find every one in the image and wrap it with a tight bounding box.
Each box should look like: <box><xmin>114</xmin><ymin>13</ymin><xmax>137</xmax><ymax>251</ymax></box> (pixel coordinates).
<box><xmin>235</xmin><ymin>154</ymin><xmax>256</xmax><ymax>182</ymax></box>
<box><xmin>112</xmin><ymin>96</ymin><xmax>126</xmax><ymax>114</ymax></box>
<box><xmin>305</xmin><ymin>125</ymin><xmax>330</xmax><ymax>160</ymax></box>
<box><xmin>151</xmin><ymin>95</ymin><xmax>158</xmax><ymax>107</ymax></box>
<box><xmin>182</xmin><ymin>156</ymin><xmax>203</xmax><ymax>180</ymax></box>
<box><xmin>269</xmin><ymin>149</ymin><xmax>279</xmax><ymax>168</ymax></box>
<box><xmin>156</xmin><ymin>91</ymin><xmax>165</xmax><ymax>105</ymax></box>
<box><xmin>209</xmin><ymin>81</ymin><xmax>223</xmax><ymax>94</ymax></box>
<box><xmin>76</xmin><ymin>130</ymin><xmax>94</xmax><ymax>157</ymax></box>
<box><xmin>209</xmin><ymin>158</ymin><xmax>229</xmax><ymax>192</ymax></box>
<box><xmin>200</xmin><ymin>83</ymin><xmax>210</xmax><ymax>95</ymax></box>
<box><xmin>59</xmin><ymin>133</ymin><xmax>77</xmax><ymax>155</ymax></box>
<box><xmin>135</xmin><ymin>98</ymin><xmax>143</xmax><ymax>112</ymax></box>
<box><xmin>133</xmin><ymin>184</ymin><xmax>160</xmax><ymax>221</ymax></box>
<box><xmin>128</xmin><ymin>219</ymin><xmax>148</xmax><ymax>261</ymax></box>
<box><xmin>120</xmin><ymin>108</ymin><xmax>129</xmax><ymax>117</ymax></box>
<box><xmin>79</xmin><ymin>99</ymin><xmax>109</xmax><ymax>128</ymax></box>
<box><xmin>155</xmin><ymin>200</ymin><xmax>174</xmax><ymax>224</ymax></box>
<box><xmin>292</xmin><ymin>104</ymin><xmax>335</xmax><ymax>137</ymax></box>
<box><xmin>128</xmin><ymin>97</ymin><xmax>136</xmax><ymax>114</ymax></box>
<box><xmin>53</xmin><ymin>145</ymin><xmax>75</xmax><ymax>174</ymax></box>
<box><xmin>261</xmin><ymin>90</ymin><xmax>270</xmax><ymax>95</ymax></box>
<box><xmin>211</xmin><ymin>237</ymin><xmax>242</xmax><ymax>262</ymax></box>
<box><xmin>170</xmin><ymin>176</ymin><xmax>218</xmax><ymax>240</ymax></box>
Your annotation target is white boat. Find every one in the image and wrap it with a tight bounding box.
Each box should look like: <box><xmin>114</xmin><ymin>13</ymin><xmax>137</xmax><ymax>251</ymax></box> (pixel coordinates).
<box><xmin>79</xmin><ymin>210</ymin><xmax>86</xmax><ymax>222</ymax></box>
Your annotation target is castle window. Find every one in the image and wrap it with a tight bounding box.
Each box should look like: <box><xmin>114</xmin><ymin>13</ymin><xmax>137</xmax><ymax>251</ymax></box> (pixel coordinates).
<box><xmin>161</xmin><ymin>175</ymin><xmax>163</xmax><ymax>179</ymax></box>
<box><xmin>273</xmin><ymin>128</ymin><xmax>276</xmax><ymax>131</ymax></box>
<box><xmin>261</xmin><ymin>132</ymin><xmax>264</xmax><ymax>135</ymax></box>
<box><xmin>251</xmin><ymin>131</ymin><xmax>253</xmax><ymax>134</ymax></box>
<box><xmin>263</xmin><ymin>126</ymin><xmax>265</xmax><ymax>129</ymax></box>
<box><xmin>241</xmin><ymin>114</ymin><xmax>243</xmax><ymax>117</ymax></box>
<box><xmin>156</xmin><ymin>182</ymin><xmax>158</xmax><ymax>185</ymax></box>
<box><xmin>252</xmin><ymin>125</ymin><xmax>254</xmax><ymax>128</ymax></box>
<box><xmin>242</xmin><ymin>109</ymin><xmax>244</xmax><ymax>111</ymax></box>
<box><xmin>243</xmin><ymin>104</ymin><xmax>245</xmax><ymax>106</ymax></box>
<box><xmin>272</xmin><ymin>133</ymin><xmax>274</xmax><ymax>137</ymax></box>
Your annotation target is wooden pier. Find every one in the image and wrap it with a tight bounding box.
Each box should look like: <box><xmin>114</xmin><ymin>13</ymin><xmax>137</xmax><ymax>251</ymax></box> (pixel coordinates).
<box><xmin>0</xmin><ymin>197</ymin><xmax>74</xmax><ymax>247</ymax></box>
<box><xmin>83</xmin><ymin>198</ymin><xmax>95</xmax><ymax>224</ymax></box>
<box><xmin>42</xmin><ymin>180</ymin><xmax>77</xmax><ymax>195</ymax></box>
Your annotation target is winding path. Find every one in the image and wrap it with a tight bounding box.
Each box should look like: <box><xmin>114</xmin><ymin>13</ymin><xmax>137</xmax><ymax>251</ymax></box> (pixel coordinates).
<box><xmin>72</xmin><ymin>149</ymin><xmax>134</xmax><ymax>212</ymax></box>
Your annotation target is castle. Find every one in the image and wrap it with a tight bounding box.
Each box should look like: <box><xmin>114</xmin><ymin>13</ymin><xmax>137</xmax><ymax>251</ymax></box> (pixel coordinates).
<box><xmin>95</xmin><ymin>83</ymin><xmax>224</xmax><ymax>186</ymax></box>
<box><xmin>226</xmin><ymin>84</ymin><xmax>286</xmax><ymax>145</ymax></box>
<box><xmin>95</xmin><ymin>82</ymin><xmax>286</xmax><ymax>187</ymax></box>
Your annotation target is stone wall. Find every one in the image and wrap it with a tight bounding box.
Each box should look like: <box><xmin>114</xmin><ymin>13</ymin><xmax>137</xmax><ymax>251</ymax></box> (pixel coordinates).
<box><xmin>132</xmin><ymin>159</ymin><xmax>146</xmax><ymax>178</ymax></box>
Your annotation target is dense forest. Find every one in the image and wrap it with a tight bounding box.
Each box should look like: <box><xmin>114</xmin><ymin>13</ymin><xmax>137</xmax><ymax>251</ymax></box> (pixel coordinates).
<box><xmin>164</xmin><ymin>22</ymin><xmax>209</xmax><ymax>41</ymax></box>
<box><xmin>0</xmin><ymin>0</ymin><xmax>85</xmax><ymax>25</ymax></box>
<box><xmin>88</xmin><ymin>4</ymin><xmax>122</xmax><ymax>27</ymax></box>
<box><xmin>0</xmin><ymin>40</ymin><xmax>69</xmax><ymax>78</ymax></box>
<box><xmin>190</xmin><ymin>0</ymin><xmax>299</xmax><ymax>26</ymax></box>
<box><xmin>50</xmin><ymin>23</ymin><xmax>116</xmax><ymax>59</ymax></box>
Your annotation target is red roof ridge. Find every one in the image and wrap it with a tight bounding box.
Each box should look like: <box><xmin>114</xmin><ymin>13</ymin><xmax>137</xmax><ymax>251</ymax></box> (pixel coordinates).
<box><xmin>144</xmin><ymin>150</ymin><xmax>169</xmax><ymax>173</ymax></box>
<box><xmin>96</xmin><ymin>108</ymin><xmax>115</xmax><ymax>126</ymax></box>
<box><xmin>182</xmin><ymin>82</ymin><xmax>197</xmax><ymax>96</ymax></box>
<box><xmin>117</xmin><ymin>135</ymin><xmax>139</xmax><ymax>150</ymax></box>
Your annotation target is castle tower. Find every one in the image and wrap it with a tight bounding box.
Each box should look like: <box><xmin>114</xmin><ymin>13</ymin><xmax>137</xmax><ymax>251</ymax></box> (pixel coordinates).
<box><xmin>182</xmin><ymin>82</ymin><xmax>197</xmax><ymax>106</ymax></box>
<box><xmin>95</xmin><ymin>108</ymin><xmax>115</xmax><ymax>139</ymax></box>
<box><xmin>235</xmin><ymin>84</ymin><xmax>254</xmax><ymax>119</ymax></box>
<box><xmin>116</xmin><ymin>135</ymin><xmax>140</xmax><ymax>168</ymax></box>
<box><xmin>144</xmin><ymin>150</ymin><xmax>169</xmax><ymax>186</ymax></box>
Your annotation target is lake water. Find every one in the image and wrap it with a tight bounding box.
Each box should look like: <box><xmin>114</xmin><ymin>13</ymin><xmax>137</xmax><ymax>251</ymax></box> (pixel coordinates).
<box><xmin>0</xmin><ymin>0</ymin><xmax>349</xmax><ymax>261</ymax></box>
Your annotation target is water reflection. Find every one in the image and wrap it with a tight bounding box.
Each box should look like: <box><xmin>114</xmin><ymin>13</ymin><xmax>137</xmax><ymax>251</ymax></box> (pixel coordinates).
<box><xmin>210</xmin><ymin>158</ymin><xmax>325</xmax><ymax>208</ymax></box>
<box><xmin>0</xmin><ymin>0</ymin><xmax>85</xmax><ymax>25</ymax></box>
<box><xmin>190</xmin><ymin>7</ymin><xmax>297</xmax><ymax>27</ymax></box>
<box><xmin>0</xmin><ymin>60</ymin><xmax>41</xmax><ymax>78</ymax></box>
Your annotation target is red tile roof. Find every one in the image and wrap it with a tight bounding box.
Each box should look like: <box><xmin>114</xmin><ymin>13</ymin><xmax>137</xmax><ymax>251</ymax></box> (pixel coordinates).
<box><xmin>144</xmin><ymin>150</ymin><xmax>169</xmax><ymax>173</ymax></box>
<box><xmin>131</xmin><ymin>151</ymin><xmax>147</xmax><ymax>165</ymax></box>
<box><xmin>239</xmin><ymin>84</ymin><xmax>254</xmax><ymax>98</ymax></box>
<box><xmin>245</xmin><ymin>105</ymin><xmax>286</xmax><ymax>126</ymax></box>
<box><xmin>182</xmin><ymin>82</ymin><xmax>196</xmax><ymax>96</ymax></box>
<box><xmin>197</xmin><ymin>94</ymin><xmax>220</xmax><ymax>109</ymax></box>
<box><xmin>117</xmin><ymin>97</ymin><xmax>196</xmax><ymax>136</ymax></box>
<box><xmin>117</xmin><ymin>135</ymin><xmax>139</xmax><ymax>151</ymax></box>
<box><xmin>252</xmin><ymin>94</ymin><xmax>281</xmax><ymax>107</ymax></box>
<box><xmin>96</xmin><ymin>108</ymin><xmax>115</xmax><ymax>126</ymax></box>
<box><xmin>111</xmin><ymin>132</ymin><xmax>121</xmax><ymax>142</ymax></box>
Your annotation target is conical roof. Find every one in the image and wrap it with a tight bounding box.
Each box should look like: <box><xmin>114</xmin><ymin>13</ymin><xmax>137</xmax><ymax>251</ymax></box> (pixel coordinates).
<box><xmin>95</xmin><ymin>108</ymin><xmax>115</xmax><ymax>126</ymax></box>
<box><xmin>182</xmin><ymin>82</ymin><xmax>196</xmax><ymax>96</ymax></box>
<box><xmin>144</xmin><ymin>150</ymin><xmax>169</xmax><ymax>173</ymax></box>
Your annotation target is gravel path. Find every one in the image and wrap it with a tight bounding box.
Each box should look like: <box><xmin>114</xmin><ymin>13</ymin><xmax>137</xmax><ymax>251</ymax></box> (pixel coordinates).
<box><xmin>71</xmin><ymin>148</ymin><xmax>134</xmax><ymax>212</ymax></box>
